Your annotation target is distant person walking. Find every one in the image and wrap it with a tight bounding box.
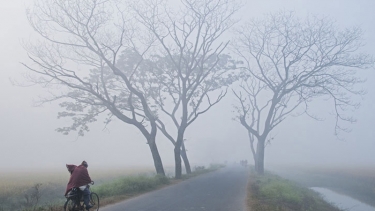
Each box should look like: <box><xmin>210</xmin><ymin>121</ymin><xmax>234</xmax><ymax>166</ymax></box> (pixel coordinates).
<box><xmin>65</xmin><ymin>161</ymin><xmax>94</xmax><ymax>210</ymax></box>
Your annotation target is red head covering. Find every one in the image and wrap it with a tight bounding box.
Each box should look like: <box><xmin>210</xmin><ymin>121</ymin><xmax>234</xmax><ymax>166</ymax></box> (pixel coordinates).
<box><xmin>65</xmin><ymin>164</ymin><xmax>92</xmax><ymax>196</ymax></box>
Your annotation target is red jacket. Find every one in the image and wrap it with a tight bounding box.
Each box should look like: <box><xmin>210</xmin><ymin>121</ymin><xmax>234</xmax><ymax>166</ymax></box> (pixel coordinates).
<box><xmin>65</xmin><ymin>164</ymin><xmax>92</xmax><ymax>196</ymax></box>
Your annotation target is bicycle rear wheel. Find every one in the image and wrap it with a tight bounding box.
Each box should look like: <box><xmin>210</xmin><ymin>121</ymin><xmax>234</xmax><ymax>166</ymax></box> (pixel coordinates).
<box><xmin>64</xmin><ymin>198</ymin><xmax>78</xmax><ymax>211</ymax></box>
<box><xmin>89</xmin><ymin>192</ymin><xmax>99</xmax><ymax>211</ymax></box>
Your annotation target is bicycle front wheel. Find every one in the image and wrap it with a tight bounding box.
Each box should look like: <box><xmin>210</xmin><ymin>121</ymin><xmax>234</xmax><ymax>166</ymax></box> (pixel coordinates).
<box><xmin>64</xmin><ymin>198</ymin><xmax>78</xmax><ymax>211</ymax></box>
<box><xmin>90</xmin><ymin>192</ymin><xmax>99</xmax><ymax>211</ymax></box>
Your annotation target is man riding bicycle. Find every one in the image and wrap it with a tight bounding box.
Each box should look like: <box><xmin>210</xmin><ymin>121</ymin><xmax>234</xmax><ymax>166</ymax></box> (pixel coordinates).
<box><xmin>65</xmin><ymin>161</ymin><xmax>94</xmax><ymax>211</ymax></box>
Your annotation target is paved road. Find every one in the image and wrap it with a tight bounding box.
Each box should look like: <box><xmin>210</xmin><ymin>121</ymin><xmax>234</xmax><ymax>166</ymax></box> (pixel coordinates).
<box><xmin>101</xmin><ymin>165</ymin><xmax>249</xmax><ymax>211</ymax></box>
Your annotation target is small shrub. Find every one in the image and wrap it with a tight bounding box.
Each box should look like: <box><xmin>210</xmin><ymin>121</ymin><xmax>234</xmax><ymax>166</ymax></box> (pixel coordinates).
<box><xmin>23</xmin><ymin>183</ymin><xmax>43</xmax><ymax>208</ymax></box>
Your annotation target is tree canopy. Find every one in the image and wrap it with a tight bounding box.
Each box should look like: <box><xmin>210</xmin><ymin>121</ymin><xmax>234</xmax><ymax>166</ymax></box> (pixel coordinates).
<box><xmin>232</xmin><ymin>11</ymin><xmax>374</xmax><ymax>174</ymax></box>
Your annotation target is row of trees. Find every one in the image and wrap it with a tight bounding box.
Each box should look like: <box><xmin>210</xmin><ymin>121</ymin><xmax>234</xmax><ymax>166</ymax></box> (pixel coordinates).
<box><xmin>23</xmin><ymin>0</ymin><xmax>373</xmax><ymax>176</ymax></box>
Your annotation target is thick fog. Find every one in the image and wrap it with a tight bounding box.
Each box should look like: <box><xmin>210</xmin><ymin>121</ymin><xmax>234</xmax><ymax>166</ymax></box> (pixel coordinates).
<box><xmin>1</xmin><ymin>0</ymin><xmax>374</xmax><ymax>172</ymax></box>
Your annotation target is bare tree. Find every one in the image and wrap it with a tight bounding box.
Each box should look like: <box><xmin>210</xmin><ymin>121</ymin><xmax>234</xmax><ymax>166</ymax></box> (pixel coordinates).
<box><xmin>232</xmin><ymin>11</ymin><xmax>374</xmax><ymax>174</ymax></box>
<box><xmin>150</xmin><ymin>53</ymin><xmax>236</xmax><ymax>176</ymax></box>
<box><xmin>131</xmin><ymin>0</ymin><xmax>240</xmax><ymax>178</ymax></box>
<box><xmin>23</xmin><ymin>0</ymin><xmax>165</xmax><ymax>175</ymax></box>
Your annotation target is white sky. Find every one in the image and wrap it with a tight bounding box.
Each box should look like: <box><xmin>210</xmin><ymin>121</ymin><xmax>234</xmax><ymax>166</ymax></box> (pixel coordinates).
<box><xmin>0</xmin><ymin>0</ymin><xmax>374</xmax><ymax>173</ymax></box>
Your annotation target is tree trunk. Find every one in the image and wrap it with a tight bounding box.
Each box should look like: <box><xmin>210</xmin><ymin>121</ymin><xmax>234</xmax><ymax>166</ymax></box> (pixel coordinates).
<box><xmin>255</xmin><ymin>137</ymin><xmax>265</xmax><ymax>175</ymax></box>
<box><xmin>252</xmin><ymin>145</ymin><xmax>258</xmax><ymax>172</ymax></box>
<box><xmin>174</xmin><ymin>144</ymin><xmax>182</xmax><ymax>179</ymax></box>
<box><xmin>148</xmin><ymin>137</ymin><xmax>165</xmax><ymax>176</ymax></box>
<box><xmin>248</xmin><ymin>132</ymin><xmax>258</xmax><ymax>172</ymax></box>
<box><xmin>181</xmin><ymin>142</ymin><xmax>191</xmax><ymax>174</ymax></box>
<box><xmin>174</xmin><ymin>128</ymin><xmax>185</xmax><ymax>179</ymax></box>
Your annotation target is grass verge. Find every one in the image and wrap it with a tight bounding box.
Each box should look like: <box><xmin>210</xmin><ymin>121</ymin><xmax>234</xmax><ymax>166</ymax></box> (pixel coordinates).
<box><xmin>92</xmin><ymin>174</ymin><xmax>170</xmax><ymax>207</ymax></box>
<box><xmin>247</xmin><ymin>169</ymin><xmax>342</xmax><ymax>211</ymax></box>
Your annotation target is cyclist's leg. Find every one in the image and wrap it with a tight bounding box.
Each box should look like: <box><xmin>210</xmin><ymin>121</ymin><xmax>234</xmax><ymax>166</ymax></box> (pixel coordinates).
<box><xmin>82</xmin><ymin>186</ymin><xmax>92</xmax><ymax>210</ymax></box>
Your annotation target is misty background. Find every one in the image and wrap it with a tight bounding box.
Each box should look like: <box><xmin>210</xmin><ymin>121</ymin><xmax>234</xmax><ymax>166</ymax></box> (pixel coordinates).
<box><xmin>1</xmin><ymin>0</ymin><xmax>374</xmax><ymax>172</ymax></box>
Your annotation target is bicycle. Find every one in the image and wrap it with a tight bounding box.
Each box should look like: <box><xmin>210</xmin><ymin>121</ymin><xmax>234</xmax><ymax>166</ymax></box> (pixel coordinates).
<box><xmin>64</xmin><ymin>184</ymin><xmax>99</xmax><ymax>211</ymax></box>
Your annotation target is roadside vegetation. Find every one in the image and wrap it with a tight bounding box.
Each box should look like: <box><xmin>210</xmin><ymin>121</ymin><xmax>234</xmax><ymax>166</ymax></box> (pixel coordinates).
<box><xmin>0</xmin><ymin>164</ymin><xmax>223</xmax><ymax>211</ymax></box>
<box><xmin>247</xmin><ymin>168</ymin><xmax>342</xmax><ymax>211</ymax></box>
<box><xmin>270</xmin><ymin>165</ymin><xmax>375</xmax><ymax>208</ymax></box>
